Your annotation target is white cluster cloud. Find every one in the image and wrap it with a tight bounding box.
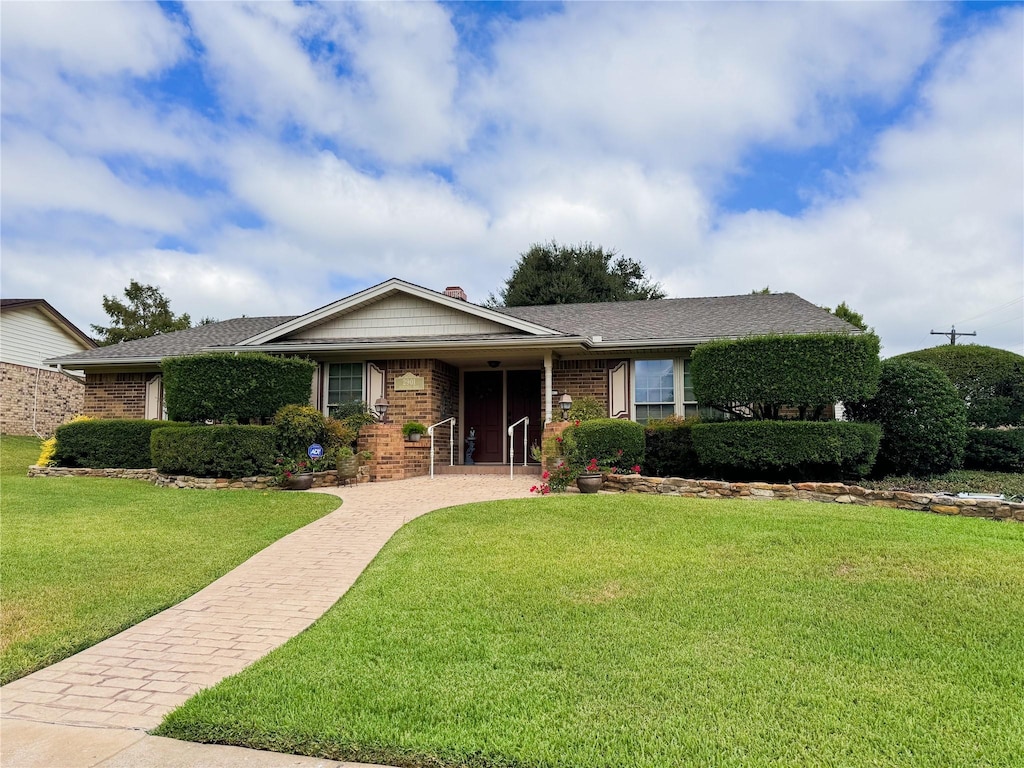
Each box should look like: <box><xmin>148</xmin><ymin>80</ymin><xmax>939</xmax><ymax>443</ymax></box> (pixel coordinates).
<box><xmin>1</xmin><ymin>1</ymin><xmax>1020</xmax><ymax>356</ymax></box>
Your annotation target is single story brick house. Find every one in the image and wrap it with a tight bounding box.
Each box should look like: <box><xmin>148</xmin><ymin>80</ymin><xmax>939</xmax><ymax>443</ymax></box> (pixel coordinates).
<box><xmin>1</xmin><ymin>299</ymin><xmax>96</xmax><ymax>436</ymax></box>
<box><xmin>45</xmin><ymin>278</ymin><xmax>857</xmax><ymax>472</ymax></box>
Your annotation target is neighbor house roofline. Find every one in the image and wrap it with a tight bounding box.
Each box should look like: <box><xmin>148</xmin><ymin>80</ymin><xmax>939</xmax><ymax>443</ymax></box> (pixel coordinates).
<box><xmin>237</xmin><ymin>278</ymin><xmax>563</xmax><ymax>346</ymax></box>
<box><xmin>0</xmin><ymin>298</ymin><xmax>97</xmax><ymax>349</ymax></box>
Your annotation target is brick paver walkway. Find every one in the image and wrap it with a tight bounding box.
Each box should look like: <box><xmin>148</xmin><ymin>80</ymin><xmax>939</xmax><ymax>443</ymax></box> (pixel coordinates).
<box><xmin>1</xmin><ymin>476</ymin><xmax>534</xmax><ymax>734</ymax></box>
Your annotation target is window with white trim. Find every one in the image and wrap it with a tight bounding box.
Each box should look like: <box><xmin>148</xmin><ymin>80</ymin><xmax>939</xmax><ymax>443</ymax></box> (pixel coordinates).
<box><xmin>326</xmin><ymin>362</ymin><xmax>363</xmax><ymax>418</ymax></box>
<box><xmin>634</xmin><ymin>359</ymin><xmax>675</xmax><ymax>423</ymax></box>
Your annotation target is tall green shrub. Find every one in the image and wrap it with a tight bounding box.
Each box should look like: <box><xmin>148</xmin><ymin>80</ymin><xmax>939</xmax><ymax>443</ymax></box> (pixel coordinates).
<box><xmin>964</xmin><ymin>428</ymin><xmax>1024</xmax><ymax>472</ymax></box>
<box><xmin>569</xmin><ymin>418</ymin><xmax>644</xmax><ymax>470</ymax></box>
<box><xmin>151</xmin><ymin>425</ymin><xmax>278</xmax><ymax>478</ymax></box>
<box><xmin>893</xmin><ymin>345</ymin><xmax>1024</xmax><ymax>427</ymax></box>
<box><xmin>273</xmin><ymin>404</ymin><xmax>328</xmax><ymax>459</ymax></box>
<box><xmin>691</xmin><ymin>333</ymin><xmax>881</xmax><ymax>419</ymax></box>
<box><xmin>162</xmin><ymin>353</ymin><xmax>316</xmax><ymax>423</ymax></box>
<box><xmin>644</xmin><ymin>416</ymin><xmax>702</xmax><ymax>478</ymax></box>
<box><xmin>854</xmin><ymin>359</ymin><xmax>967</xmax><ymax>477</ymax></box>
<box><xmin>53</xmin><ymin>419</ymin><xmax>188</xmax><ymax>468</ymax></box>
<box><xmin>691</xmin><ymin>421</ymin><xmax>881</xmax><ymax>481</ymax></box>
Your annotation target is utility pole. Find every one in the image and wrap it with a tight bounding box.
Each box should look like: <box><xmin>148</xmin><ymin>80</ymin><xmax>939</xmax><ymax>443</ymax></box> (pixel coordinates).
<box><xmin>930</xmin><ymin>326</ymin><xmax>977</xmax><ymax>345</ymax></box>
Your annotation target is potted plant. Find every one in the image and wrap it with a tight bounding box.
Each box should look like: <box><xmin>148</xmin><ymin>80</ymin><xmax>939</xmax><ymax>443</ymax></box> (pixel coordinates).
<box><xmin>274</xmin><ymin>457</ymin><xmax>314</xmax><ymax>490</ymax></box>
<box><xmin>336</xmin><ymin>447</ymin><xmax>372</xmax><ymax>480</ymax></box>
<box><xmin>576</xmin><ymin>458</ymin><xmax>604</xmax><ymax>494</ymax></box>
<box><xmin>402</xmin><ymin>421</ymin><xmax>428</xmax><ymax>442</ymax></box>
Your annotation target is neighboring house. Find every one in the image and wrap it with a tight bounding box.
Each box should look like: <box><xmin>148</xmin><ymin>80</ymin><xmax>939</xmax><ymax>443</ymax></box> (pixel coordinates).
<box><xmin>1</xmin><ymin>299</ymin><xmax>97</xmax><ymax>436</ymax></box>
<box><xmin>45</xmin><ymin>278</ymin><xmax>857</xmax><ymax>466</ymax></box>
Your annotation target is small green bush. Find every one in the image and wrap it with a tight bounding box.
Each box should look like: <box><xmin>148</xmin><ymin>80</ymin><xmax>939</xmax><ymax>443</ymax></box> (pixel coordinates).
<box><xmin>569</xmin><ymin>418</ymin><xmax>644</xmax><ymax>471</ymax></box>
<box><xmin>894</xmin><ymin>345</ymin><xmax>1024</xmax><ymax>427</ymax></box>
<box><xmin>644</xmin><ymin>416</ymin><xmax>702</xmax><ymax>478</ymax></box>
<box><xmin>163</xmin><ymin>352</ymin><xmax>316</xmax><ymax>423</ymax></box>
<box><xmin>151</xmin><ymin>425</ymin><xmax>278</xmax><ymax>478</ymax></box>
<box><xmin>691</xmin><ymin>333</ymin><xmax>881</xmax><ymax>419</ymax></box>
<box><xmin>53</xmin><ymin>419</ymin><xmax>188</xmax><ymax>468</ymax></box>
<box><xmin>402</xmin><ymin>421</ymin><xmax>427</xmax><ymax>438</ymax></box>
<box><xmin>273</xmin><ymin>404</ymin><xmax>327</xmax><ymax>459</ymax></box>
<box><xmin>691</xmin><ymin>421</ymin><xmax>882</xmax><ymax>481</ymax></box>
<box><xmin>964</xmin><ymin>428</ymin><xmax>1024</xmax><ymax>472</ymax></box>
<box><xmin>566</xmin><ymin>395</ymin><xmax>606</xmax><ymax>422</ymax></box>
<box><xmin>853</xmin><ymin>358</ymin><xmax>967</xmax><ymax>477</ymax></box>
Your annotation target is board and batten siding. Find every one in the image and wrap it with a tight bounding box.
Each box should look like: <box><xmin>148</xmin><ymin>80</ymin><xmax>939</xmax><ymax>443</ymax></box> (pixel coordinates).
<box><xmin>0</xmin><ymin>307</ymin><xmax>90</xmax><ymax>373</ymax></box>
<box><xmin>288</xmin><ymin>294</ymin><xmax>513</xmax><ymax>340</ymax></box>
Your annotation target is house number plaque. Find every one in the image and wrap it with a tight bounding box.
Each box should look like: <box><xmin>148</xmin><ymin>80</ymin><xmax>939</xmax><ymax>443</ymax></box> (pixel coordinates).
<box><xmin>394</xmin><ymin>373</ymin><xmax>426</xmax><ymax>391</ymax></box>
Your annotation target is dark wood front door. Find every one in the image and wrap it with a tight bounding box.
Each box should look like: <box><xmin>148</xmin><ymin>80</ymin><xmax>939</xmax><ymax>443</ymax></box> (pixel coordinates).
<box><xmin>464</xmin><ymin>371</ymin><xmax>503</xmax><ymax>463</ymax></box>
<box><xmin>507</xmin><ymin>370</ymin><xmax>543</xmax><ymax>462</ymax></box>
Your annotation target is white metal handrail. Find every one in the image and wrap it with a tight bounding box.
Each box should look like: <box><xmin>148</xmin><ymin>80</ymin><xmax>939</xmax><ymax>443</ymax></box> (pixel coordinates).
<box><xmin>427</xmin><ymin>417</ymin><xmax>456</xmax><ymax>478</ymax></box>
<box><xmin>507</xmin><ymin>416</ymin><xmax>529</xmax><ymax>478</ymax></box>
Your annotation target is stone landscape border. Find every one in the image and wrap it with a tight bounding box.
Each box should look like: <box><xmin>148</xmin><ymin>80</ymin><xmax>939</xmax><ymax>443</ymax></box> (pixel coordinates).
<box><xmin>601</xmin><ymin>474</ymin><xmax>1024</xmax><ymax>522</ymax></box>
<box><xmin>26</xmin><ymin>465</ymin><xmax>368</xmax><ymax>489</ymax></box>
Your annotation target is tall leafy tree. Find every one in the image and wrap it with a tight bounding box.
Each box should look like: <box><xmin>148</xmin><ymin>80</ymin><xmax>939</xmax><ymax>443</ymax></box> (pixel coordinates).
<box><xmin>823</xmin><ymin>301</ymin><xmax>870</xmax><ymax>332</ymax></box>
<box><xmin>91</xmin><ymin>280</ymin><xmax>192</xmax><ymax>346</ymax></box>
<box><xmin>491</xmin><ymin>241</ymin><xmax>665</xmax><ymax>307</ymax></box>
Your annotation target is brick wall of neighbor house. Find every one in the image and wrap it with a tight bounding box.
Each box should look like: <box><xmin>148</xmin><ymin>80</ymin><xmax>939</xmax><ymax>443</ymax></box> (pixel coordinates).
<box><xmin>377</xmin><ymin>359</ymin><xmax>460</xmax><ymax>427</ymax></box>
<box><xmin>551</xmin><ymin>358</ymin><xmax>621</xmax><ymax>414</ymax></box>
<box><xmin>83</xmin><ymin>372</ymin><xmax>151</xmax><ymax>419</ymax></box>
<box><xmin>0</xmin><ymin>362</ymin><xmax>85</xmax><ymax>436</ymax></box>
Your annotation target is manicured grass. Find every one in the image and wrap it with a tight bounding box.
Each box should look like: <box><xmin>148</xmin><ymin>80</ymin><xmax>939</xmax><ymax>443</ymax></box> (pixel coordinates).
<box><xmin>157</xmin><ymin>495</ymin><xmax>1024</xmax><ymax>767</ymax></box>
<box><xmin>0</xmin><ymin>435</ymin><xmax>339</xmax><ymax>685</ymax></box>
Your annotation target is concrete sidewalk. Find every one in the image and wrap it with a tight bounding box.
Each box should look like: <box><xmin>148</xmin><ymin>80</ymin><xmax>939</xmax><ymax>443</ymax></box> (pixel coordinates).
<box><xmin>1</xmin><ymin>475</ymin><xmax>534</xmax><ymax>767</ymax></box>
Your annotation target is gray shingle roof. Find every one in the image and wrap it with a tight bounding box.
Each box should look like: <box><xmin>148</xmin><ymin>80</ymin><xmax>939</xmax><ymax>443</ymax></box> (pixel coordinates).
<box><xmin>45</xmin><ymin>316</ymin><xmax>295</xmax><ymax>363</ymax></box>
<box><xmin>495</xmin><ymin>292</ymin><xmax>857</xmax><ymax>340</ymax></box>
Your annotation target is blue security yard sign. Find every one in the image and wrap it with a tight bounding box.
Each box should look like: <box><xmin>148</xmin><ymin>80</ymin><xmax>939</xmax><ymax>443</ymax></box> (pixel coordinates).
<box><xmin>307</xmin><ymin>443</ymin><xmax>324</xmax><ymax>460</ymax></box>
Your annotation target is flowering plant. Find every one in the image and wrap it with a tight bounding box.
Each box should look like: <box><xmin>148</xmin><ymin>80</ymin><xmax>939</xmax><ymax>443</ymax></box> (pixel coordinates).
<box><xmin>530</xmin><ymin>470</ymin><xmax>552</xmax><ymax>496</ymax></box>
<box><xmin>273</xmin><ymin>455</ymin><xmax>331</xmax><ymax>484</ymax></box>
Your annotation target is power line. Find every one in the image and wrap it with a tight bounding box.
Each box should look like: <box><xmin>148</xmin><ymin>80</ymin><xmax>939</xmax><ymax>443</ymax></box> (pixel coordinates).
<box><xmin>930</xmin><ymin>326</ymin><xmax>977</xmax><ymax>345</ymax></box>
<box><xmin>953</xmin><ymin>295</ymin><xmax>1023</xmax><ymax>326</ymax></box>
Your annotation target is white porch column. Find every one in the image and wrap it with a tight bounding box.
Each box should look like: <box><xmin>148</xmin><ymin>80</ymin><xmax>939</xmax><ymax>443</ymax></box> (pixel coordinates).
<box><xmin>544</xmin><ymin>350</ymin><xmax>553</xmax><ymax>423</ymax></box>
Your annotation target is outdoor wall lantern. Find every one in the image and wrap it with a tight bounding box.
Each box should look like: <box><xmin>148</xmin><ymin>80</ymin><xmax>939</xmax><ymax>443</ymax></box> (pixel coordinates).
<box><xmin>374</xmin><ymin>396</ymin><xmax>390</xmax><ymax>423</ymax></box>
<box><xmin>487</xmin><ymin>360</ymin><xmax>501</xmax><ymax>368</ymax></box>
<box><xmin>559</xmin><ymin>392</ymin><xmax>573</xmax><ymax>420</ymax></box>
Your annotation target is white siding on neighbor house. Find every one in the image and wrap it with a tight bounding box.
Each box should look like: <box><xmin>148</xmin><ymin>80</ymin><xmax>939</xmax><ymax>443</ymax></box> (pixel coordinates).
<box><xmin>289</xmin><ymin>294</ymin><xmax>513</xmax><ymax>340</ymax></box>
<box><xmin>0</xmin><ymin>307</ymin><xmax>90</xmax><ymax>372</ymax></box>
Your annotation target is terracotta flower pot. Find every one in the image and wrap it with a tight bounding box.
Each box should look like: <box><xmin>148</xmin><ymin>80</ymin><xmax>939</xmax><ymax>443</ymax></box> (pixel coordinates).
<box><xmin>576</xmin><ymin>473</ymin><xmax>603</xmax><ymax>494</ymax></box>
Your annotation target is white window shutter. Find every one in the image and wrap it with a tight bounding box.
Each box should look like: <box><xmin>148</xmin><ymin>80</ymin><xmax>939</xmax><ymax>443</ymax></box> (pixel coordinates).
<box><xmin>366</xmin><ymin>363</ymin><xmax>385</xmax><ymax>416</ymax></box>
<box><xmin>608</xmin><ymin>361</ymin><xmax>629</xmax><ymax>419</ymax></box>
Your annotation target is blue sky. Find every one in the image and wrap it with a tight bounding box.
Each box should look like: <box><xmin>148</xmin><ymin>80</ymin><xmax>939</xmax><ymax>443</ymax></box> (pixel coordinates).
<box><xmin>1</xmin><ymin>1</ymin><xmax>1021</xmax><ymax>356</ymax></box>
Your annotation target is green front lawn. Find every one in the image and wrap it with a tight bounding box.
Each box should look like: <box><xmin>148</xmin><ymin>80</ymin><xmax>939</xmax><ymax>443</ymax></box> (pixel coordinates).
<box><xmin>0</xmin><ymin>435</ymin><xmax>340</xmax><ymax>685</ymax></box>
<box><xmin>158</xmin><ymin>495</ymin><xmax>1024</xmax><ymax>767</ymax></box>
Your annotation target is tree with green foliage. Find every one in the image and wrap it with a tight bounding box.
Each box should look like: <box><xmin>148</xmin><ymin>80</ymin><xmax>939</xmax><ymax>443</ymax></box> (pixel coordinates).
<box><xmin>821</xmin><ymin>301</ymin><xmax>870</xmax><ymax>332</ymax></box>
<box><xmin>491</xmin><ymin>241</ymin><xmax>665</xmax><ymax>307</ymax></box>
<box><xmin>91</xmin><ymin>280</ymin><xmax>191</xmax><ymax>345</ymax></box>
<box><xmin>892</xmin><ymin>345</ymin><xmax>1024</xmax><ymax>427</ymax></box>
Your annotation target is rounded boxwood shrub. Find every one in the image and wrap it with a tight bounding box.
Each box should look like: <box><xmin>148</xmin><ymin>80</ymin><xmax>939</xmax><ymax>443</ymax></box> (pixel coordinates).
<box><xmin>691</xmin><ymin>420</ymin><xmax>881</xmax><ymax>481</ymax></box>
<box><xmin>893</xmin><ymin>345</ymin><xmax>1024</xmax><ymax>427</ymax></box>
<box><xmin>644</xmin><ymin>416</ymin><xmax>702</xmax><ymax>479</ymax></box>
<box><xmin>151</xmin><ymin>425</ymin><xmax>278</xmax><ymax>478</ymax></box>
<box><xmin>53</xmin><ymin>418</ymin><xmax>189</xmax><ymax>468</ymax></box>
<box><xmin>964</xmin><ymin>428</ymin><xmax>1024</xmax><ymax>472</ymax></box>
<box><xmin>691</xmin><ymin>333</ymin><xmax>880</xmax><ymax>420</ymax></box>
<box><xmin>273</xmin><ymin>404</ymin><xmax>328</xmax><ymax>459</ymax></box>
<box><xmin>855</xmin><ymin>358</ymin><xmax>967</xmax><ymax>477</ymax></box>
<box><xmin>162</xmin><ymin>352</ymin><xmax>316</xmax><ymax>423</ymax></box>
<box><xmin>568</xmin><ymin>418</ymin><xmax>644</xmax><ymax>471</ymax></box>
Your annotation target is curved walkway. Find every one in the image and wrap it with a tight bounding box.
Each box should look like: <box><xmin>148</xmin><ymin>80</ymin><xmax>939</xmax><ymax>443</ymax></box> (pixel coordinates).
<box><xmin>1</xmin><ymin>476</ymin><xmax>534</xmax><ymax>766</ymax></box>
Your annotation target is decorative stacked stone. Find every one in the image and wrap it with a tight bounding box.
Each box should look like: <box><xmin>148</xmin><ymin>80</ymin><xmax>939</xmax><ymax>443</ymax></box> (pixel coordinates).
<box><xmin>600</xmin><ymin>474</ymin><xmax>1024</xmax><ymax>522</ymax></box>
<box><xmin>27</xmin><ymin>466</ymin><xmax>369</xmax><ymax>490</ymax></box>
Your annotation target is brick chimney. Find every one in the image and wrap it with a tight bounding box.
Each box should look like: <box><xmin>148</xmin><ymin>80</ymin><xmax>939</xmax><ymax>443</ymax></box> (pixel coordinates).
<box><xmin>444</xmin><ymin>286</ymin><xmax>468</xmax><ymax>301</ymax></box>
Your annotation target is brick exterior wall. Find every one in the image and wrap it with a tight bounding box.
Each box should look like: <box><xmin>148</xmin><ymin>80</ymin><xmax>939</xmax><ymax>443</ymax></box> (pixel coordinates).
<box><xmin>83</xmin><ymin>372</ymin><xmax>152</xmax><ymax>419</ymax></box>
<box><xmin>357</xmin><ymin>423</ymin><xmax>432</xmax><ymax>482</ymax></box>
<box><xmin>0</xmin><ymin>362</ymin><xmax>85</xmax><ymax>436</ymax></box>
<box><xmin>551</xmin><ymin>358</ymin><xmax>623</xmax><ymax>415</ymax></box>
<box><xmin>375</xmin><ymin>359</ymin><xmax>459</xmax><ymax>427</ymax></box>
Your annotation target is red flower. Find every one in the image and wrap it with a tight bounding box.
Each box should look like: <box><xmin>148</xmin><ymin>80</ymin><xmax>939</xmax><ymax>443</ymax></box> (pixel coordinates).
<box><xmin>542</xmin><ymin>471</ymin><xmax>550</xmax><ymax>480</ymax></box>
<box><xmin>574</xmin><ymin>420</ymin><xmax>580</xmax><ymax>426</ymax></box>
<box><xmin>617</xmin><ymin>449</ymin><xmax>623</xmax><ymax>456</ymax></box>
<box><xmin>632</xmin><ymin>465</ymin><xmax>641</xmax><ymax>474</ymax></box>
<box><xmin>556</xmin><ymin>436</ymin><xmax>563</xmax><ymax>443</ymax></box>
<box><xmin>530</xmin><ymin>485</ymin><xmax>538</xmax><ymax>493</ymax></box>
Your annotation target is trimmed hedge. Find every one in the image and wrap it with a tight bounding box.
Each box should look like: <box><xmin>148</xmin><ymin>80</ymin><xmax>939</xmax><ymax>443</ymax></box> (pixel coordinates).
<box><xmin>691</xmin><ymin>333</ymin><xmax>880</xmax><ymax>419</ymax></box>
<box><xmin>644</xmin><ymin>417</ymin><xmax>701</xmax><ymax>479</ymax></box>
<box><xmin>162</xmin><ymin>353</ymin><xmax>316</xmax><ymax>423</ymax></box>
<box><xmin>854</xmin><ymin>358</ymin><xmax>967</xmax><ymax>478</ymax></box>
<box><xmin>691</xmin><ymin>421</ymin><xmax>882</xmax><ymax>481</ymax></box>
<box><xmin>894</xmin><ymin>345</ymin><xmax>1024</xmax><ymax>427</ymax></box>
<box><xmin>569</xmin><ymin>418</ymin><xmax>645</xmax><ymax>470</ymax></box>
<box><xmin>151</xmin><ymin>425</ymin><xmax>278</xmax><ymax>479</ymax></box>
<box><xmin>53</xmin><ymin>419</ymin><xmax>188</xmax><ymax>469</ymax></box>
<box><xmin>964</xmin><ymin>428</ymin><xmax>1024</xmax><ymax>472</ymax></box>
